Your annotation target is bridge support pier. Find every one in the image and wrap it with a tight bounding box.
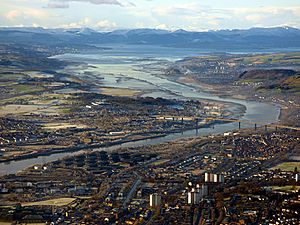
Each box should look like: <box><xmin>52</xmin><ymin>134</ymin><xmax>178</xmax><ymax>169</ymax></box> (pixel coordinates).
<box><xmin>238</xmin><ymin>122</ymin><xmax>241</xmax><ymax>130</ymax></box>
<box><xmin>265</xmin><ymin>125</ymin><xmax>268</xmax><ymax>132</ymax></box>
<box><xmin>255</xmin><ymin>124</ymin><xmax>257</xmax><ymax>130</ymax></box>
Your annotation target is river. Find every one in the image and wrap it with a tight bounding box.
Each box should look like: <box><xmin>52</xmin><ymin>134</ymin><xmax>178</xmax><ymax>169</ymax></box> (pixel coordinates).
<box><xmin>0</xmin><ymin>44</ymin><xmax>281</xmax><ymax>176</ymax></box>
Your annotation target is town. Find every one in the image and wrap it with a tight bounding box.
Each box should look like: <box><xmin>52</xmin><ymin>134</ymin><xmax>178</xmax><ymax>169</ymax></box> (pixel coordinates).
<box><xmin>0</xmin><ymin>52</ymin><xmax>237</xmax><ymax>163</ymax></box>
<box><xmin>0</xmin><ymin>129</ymin><xmax>299</xmax><ymax>224</ymax></box>
<box><xmin>164</xmin><ymin>53</ymin><xmax>300</xmax><ymax>127</ymax></box>
<box><xmin>0</xmin><ymin>20</ymin><xmax>300</xmax><ymax>225</ymax></box>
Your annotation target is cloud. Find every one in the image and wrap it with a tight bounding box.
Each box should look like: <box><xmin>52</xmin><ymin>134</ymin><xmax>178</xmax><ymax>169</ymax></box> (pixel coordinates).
<box><xmin>155</xmin><ymin>24</ymin><xmax>170</xmax><ymax>30</ymax></box>
<box><xmin>230</xmin><ymin>6</ymin><xmax>300</xmax><ymax>28</ymax></box>
<box><xmin>150</xmin><ymin>3</ymin><xmax>300</xmax><ymax>30</ymax></box>
<box><xmin>5</xmin><ymin>8</ymin><xmax>49</xmax><ymax>21</ymax></box>
<box><xmin>1</xmin><ymin>1</ymin><xmax>300</xmax><ymax>31</ymax></box>
<box><xmin>47</xmin><ymin>1</ymin><xmax>69</xmax><ymax>8</ymax></box>
<box><xmin>46</xmin><ymin>0</ymin><xmax>134</xmax><ymax>8</ymax></box>
<box><xmin>60</xmin><ymin>17</ymin><xmax>117</xmax><ymax>30</ymax></box>
<box><xmin>95</xmin><ymin>20</ymin><xmax>117</xmax><ymax>30</ymax></box>
<box><xmin>153</xmin><ymin>2</ymin><xmax>201</xmax><ymax>17</ymax></box>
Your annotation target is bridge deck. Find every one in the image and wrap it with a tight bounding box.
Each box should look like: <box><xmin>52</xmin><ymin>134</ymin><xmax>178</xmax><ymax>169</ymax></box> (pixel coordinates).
<box><xmin>153</xmin><ymin>115</ymin><xmax>300</xmax><ymax>131</ymax></box>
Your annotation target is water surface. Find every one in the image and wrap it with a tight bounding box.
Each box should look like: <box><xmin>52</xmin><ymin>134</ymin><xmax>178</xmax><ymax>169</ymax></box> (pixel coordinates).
<box><xmin>0</xmin><ymin>45</ymin><xmax>281</xmax><ymax>176</ymax></box>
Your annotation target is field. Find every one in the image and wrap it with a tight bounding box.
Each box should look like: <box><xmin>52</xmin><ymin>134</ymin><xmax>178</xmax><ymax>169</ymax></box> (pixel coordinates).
<box><xmin>0</xmin><ymin>73</ymin><xmax>25</xmax><ymax>81</ymax></box>
<box><xmin>150</xmin><ymin>159</ymin><xmax>170</xmax><ymax>166</ymax></box>
<box><xmin>282</xmin><ymin>76</ymin><xmax>300</xmax><ymax>93</ymax></box>
<box><xmin>11</xmin><ymin>84</ymin><xmax>44</xmax><ymax>94</ymax></box>
<box><xmin>0</xmin><ymin>104</ymin><xmax>65</xmax><ymax>117</ymax></box>
<box><xmin>0</xmin><ymin>93</ymin><xmax>77</xmax><ymax>117</ymax></box>
<box><xmin>270</xmin><ymin>162</ymin><xmax>300</xmax><ymax>172</ymax></box>
<box><xmin>0</xmin><ymin>104</ymin><xmax>42</xmax><ymax>116</ymax></box>
<box><xmin>21</xmin><ymin>198</ymin><xmax>76</xmax><ymax>207</ymax></box>
<box><xmin>236</xmin><ymin>52</ymin><xmax>300</xmax><ymax>65</ymax></box>
<box><xmin>100</xmin><ymin>87</ymin><xmax>140</xmax><ymax>97</ymax></box>
<box><xmin>271</xmin><ymin>186</ymin><xmax>300</xmax><ymax>193</ymax></box>
<box><xmin>0</xmin><ymin>223</ymin><xmax>45</xmax><ymax>225</ymax></box>
<box><xmin>192</xmin><ymin>52</ymin><xmax>300</xmax><ymax>65</ymax></box>
<box><xmin>43</xmin><ymin>122</ymin><xmax>87</xmax><ymax>130</ymax></box>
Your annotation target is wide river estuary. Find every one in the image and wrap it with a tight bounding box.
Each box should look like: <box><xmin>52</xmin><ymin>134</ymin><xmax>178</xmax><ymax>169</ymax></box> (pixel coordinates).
<box><xmin>0</xmin><ymin>45</ymin><xmax>281</xmax><ymax>176</ymax></box>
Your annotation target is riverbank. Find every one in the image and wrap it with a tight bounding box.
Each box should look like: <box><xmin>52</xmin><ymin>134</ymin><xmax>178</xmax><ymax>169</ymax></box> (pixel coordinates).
<box><xmin>0</xmin><ymin>134</ymin><xmax>163</xmax><ymax>164</ymax></box>
<box><xmin>0</xmin><ymin>119</ymin><xmax>225</xmax><ymax>165</ymax></box>
<box><xmin>175</xmin><ymin>75</ymin><xmax>285</xmax><ymax>123</ymax></box>
<box><xmin>0</xmin><ymin>113</ymin><xmax>277</xmax><ymax>177</ymax></box>
<box><xmin>0</xmin><ymin>45</ymin><xmax>281</xmax><ymax>176</ymax></box>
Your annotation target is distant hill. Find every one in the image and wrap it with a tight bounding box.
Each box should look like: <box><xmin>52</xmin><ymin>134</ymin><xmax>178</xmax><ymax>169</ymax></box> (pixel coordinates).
<box><xmin>239</xmin><ymin>69</ymin><xmax>300</xmax><ymax>94</ymax></box>
<box><xmin>239</xmin><ymin>69</ymin><xmax>297</xmax><ymax>80</ymax></box>
<box><xmin>0</xmin><ymin>26</ymin><xmax>300</xmax><ymax>49</ymax></box>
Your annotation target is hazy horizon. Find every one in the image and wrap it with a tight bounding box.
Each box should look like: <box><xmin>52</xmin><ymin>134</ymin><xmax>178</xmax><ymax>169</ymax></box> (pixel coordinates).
<box><xmin>0</xmin><ymin>0</ymin><xmax>299</xmax><ymax>31</ymax></box>
<box><xmin>1</xmin><ymin>25</ymin><xmax>300</xmax><ymax>33</ymax></box>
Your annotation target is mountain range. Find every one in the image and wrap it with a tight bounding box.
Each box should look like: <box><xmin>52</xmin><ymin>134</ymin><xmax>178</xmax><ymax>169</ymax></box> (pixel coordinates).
<box><xmin>1</xmin><ymin>26</ymin><xmax>300</xmax><ymax>50</ymax></box>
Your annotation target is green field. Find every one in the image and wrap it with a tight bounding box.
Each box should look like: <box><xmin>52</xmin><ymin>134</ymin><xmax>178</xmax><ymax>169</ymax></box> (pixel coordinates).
<box><xmin>271</xmin><ymin>186</ymin><xmax>300</xmax><ymax>193</ymax></box>
<box><xmin>270</xmin><ymin>162</ymin><xmax>300</xmax><ymax>172</ymax></box>
<box><xmin>0</xmin><ymin>73</ymin><xmax>25</xmax><ymax>81</ymax></box>
<box><xmin>237</xmin><ymin>52</ymin><xmax>300</xmax><ymax>65</ymax></box>
<box><xmin>12</xmin><ymin>84</ymin><xmax>44</xmax><ymax>94</ymax></box>
<box><xmin>22</xmin><ymin>197</ymin><xmax>76</xmax><ymax>207</ymax></box>
<box><xmin>150</xmin><ymin>159</ymin><xmax>170</xmax><ymax>166</ymax></box>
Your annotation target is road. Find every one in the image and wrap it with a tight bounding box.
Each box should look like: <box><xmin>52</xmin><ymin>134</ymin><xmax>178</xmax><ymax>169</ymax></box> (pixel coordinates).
<box><xmin>123</xmin><ymin>172</ymin><xmax>141</xmax><ymax>208</ymax></box>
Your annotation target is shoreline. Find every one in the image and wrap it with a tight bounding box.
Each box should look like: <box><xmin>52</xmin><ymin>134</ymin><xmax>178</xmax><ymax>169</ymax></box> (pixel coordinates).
<box><xmin>0</xmin><ymin>47</ymin><xmax>282</xmax><ymax>176</ymax></box>
<box><xmin>174</xmin><ymin>75</ymin><xmax>283</xmax><ymax>122</ymax></box>
<box><xmin>0</xmin><ymin>121</ymin><xmax>225</xmax><ymax>166</ymax></box>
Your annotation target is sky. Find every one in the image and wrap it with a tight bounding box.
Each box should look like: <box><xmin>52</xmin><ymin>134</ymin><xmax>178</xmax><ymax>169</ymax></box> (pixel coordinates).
<box><xmin>0</xmin><ymin>0</ymin><xmax>300</xmax><ymax>31</ymax></box>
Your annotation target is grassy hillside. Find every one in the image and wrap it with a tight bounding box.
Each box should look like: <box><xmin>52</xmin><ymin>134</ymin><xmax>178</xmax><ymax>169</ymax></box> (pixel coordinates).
<box><xmin>240</xmin><ymin>69</ymin><xmax>300</xmax><ymax>94</ymax></box>
<box><xmin>235</xmin><ymin>52</ymin><xmax>300</xmax><ymax>65</ymax></box>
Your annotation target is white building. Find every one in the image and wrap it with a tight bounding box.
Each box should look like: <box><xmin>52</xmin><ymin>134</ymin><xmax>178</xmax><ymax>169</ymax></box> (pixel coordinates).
<box><xmin>205</xmin><ymin>173</ymin><xmax>225</xmax><ymax>183</ymax></box>
<box><xmin>204</xmin><ymin>173</ymin><xmax>215</xmax><ymax>182</ymax></box>
<box><xmin>296</xmin><ymin>173</ymin><xmax>300</xmax><ymax>182</ymax></box>
<box><xmin>187</xmin><ymin>188</ymin><xmax>201</xmax><ymax>205</ymax></box>
<box><xmin>150</xmin><ymin>193</ymin><xmax>161</xmax><ymax>207</ymax></box>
